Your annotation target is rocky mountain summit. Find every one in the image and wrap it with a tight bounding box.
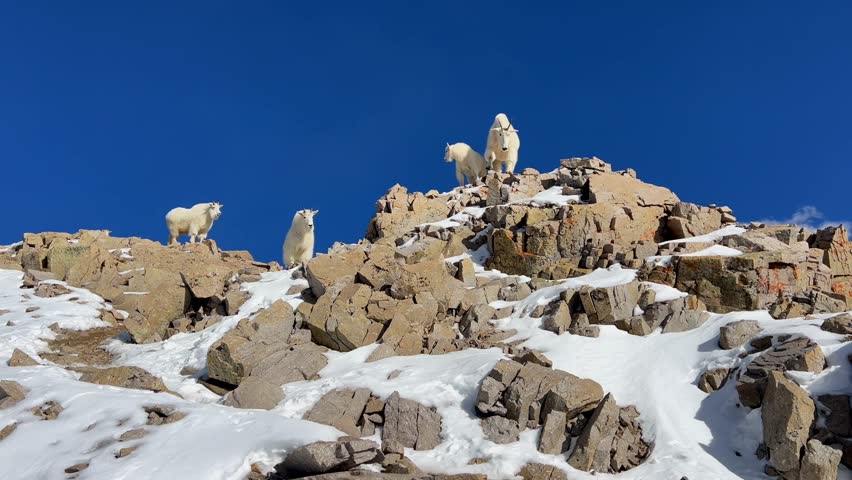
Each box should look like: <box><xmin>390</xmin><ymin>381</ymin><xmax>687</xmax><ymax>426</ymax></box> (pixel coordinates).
<box><xmin>0</xmin><ymin>158</ymin><xmax>850</xmax><ymax>480</ymax></box>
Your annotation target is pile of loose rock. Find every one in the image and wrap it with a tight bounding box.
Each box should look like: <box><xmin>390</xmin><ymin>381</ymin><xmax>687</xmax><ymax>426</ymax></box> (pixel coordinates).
<box><xmin>475</xmin><ymin>354</ymin><xmax>650</xmax><ymax>474</ymax></box>
<box><xmin>695</xmin><ymin>316</ymin><xmax>851</xmax><ymax>478</ymax></box>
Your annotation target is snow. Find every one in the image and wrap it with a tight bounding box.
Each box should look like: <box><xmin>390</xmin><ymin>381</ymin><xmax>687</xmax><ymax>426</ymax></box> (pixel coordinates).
<box><xmin>682</xmin><ymin>245</ymin><xmax>744</xmax><ymax>257</ymax></box>
<box><xmin>0</xmin><ymin>241</ymin><xmax>22</xmax><ymax>254</ymax></box>
<box><xmin>658</xmin><ymin>225</ymin><xmax>746</xmax><ymax>245</ymax></box>
<box><xmin>2</xmin><ymin>255</ymin><xmax>850</xmax><ymax>479</ymax></box>
<box><xmin>270</xmin><ymin>266</ymin><xmax>851</xmax><ymax>479</ymax></box>
<box><xmin>0</xmin><ymin>366</ymin><xmax>339</xmax><ymax>480</ymax></box>
<box><xmin>0</xmin><ymin>270</ymin><xmax>110</xmax><ymax>363</ymax></box>
<box><xmin>641</xmin><ymin>280</ymin><xmax>688</xmax><ymax>302</ymax></box>
<box><xmin>509</xmin><ymin>186</ymin><xmax>581</xmax><ymax>207</ymax></box>
<box><xmin>648</xmin><ymin>243</ymin><xmax>744</xmax><ymax>267</ymax></box>
<box><xmin>418</xmin><ymin>206</ymin><xmax>487</xmax><ymax>230</ymax></box>
<box><xmin>106</xmin><ymin>269</ymin><xmax>309</xmax><ymax>401</ymax></box>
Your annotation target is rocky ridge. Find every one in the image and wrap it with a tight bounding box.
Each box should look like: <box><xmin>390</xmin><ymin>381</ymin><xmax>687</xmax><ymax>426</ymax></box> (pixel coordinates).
<box><xmin>1</xmin><ymin>157</ymin><xmax>850</xmax><ymax>479</ymax></box>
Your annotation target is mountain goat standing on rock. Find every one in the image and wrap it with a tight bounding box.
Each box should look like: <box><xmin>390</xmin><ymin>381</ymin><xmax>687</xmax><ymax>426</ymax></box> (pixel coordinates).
<box><xmin>283</xmin><ymin>209</ymin><xmax>318</xmax><ymax>268</ymax></box>
<box><xmin>485</xmin><ymin>113</ymin><xmax>520</xmax><ymax>174</ymax></box>
<box><xmin>445</xmin><ymin>142</ymin><xmax>487</xmax><ymax>186</ymax></box>
<box><xmin>165</xmin><ymin>202</ymin><xmax>223</xmax><ymax>246</ymax></box>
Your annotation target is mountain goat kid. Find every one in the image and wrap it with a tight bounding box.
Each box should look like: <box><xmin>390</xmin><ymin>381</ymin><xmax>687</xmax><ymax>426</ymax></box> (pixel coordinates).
<box><xmin>283</xmin><ymin>209</ymin><xmax>318</xmax><ymax>268</ymax></box>
<box><xmin>165</xmin><ymin>202</ymin><xmax>223</xmax><ymax>246</ymax></box>
<box><xmin>445</xmin><ymin>142</ymin><xmax>487</xmax><ymax>186</ymax></box>
<box><xmin>484</xmin><ymin>113</ymin><xmax>521</xmax><ymax>174</ymax></box>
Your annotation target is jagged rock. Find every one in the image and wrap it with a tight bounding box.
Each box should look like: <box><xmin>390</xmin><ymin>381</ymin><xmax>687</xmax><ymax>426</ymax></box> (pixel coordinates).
<box><xmin>279</xmin><ymin>438</ymin><xmax>381</xmax><ymax>475</ymax></box>
<box><xmin>579</xmin><ymin>282</ymin><xmax>640</xmax><ymax>324</ymax></box>
<box><xmin>0</xmin><ymin>423</ymin><xmax>17</xmax><ymax>442</ymax></box>
<box><xmin>305</xmin><ymin>247</ymin><xmax>367</xmax><ymax>298</ymax></box>
<box><xmin>566</xmin><ymin>393</ymin><xmax>617</xmax><ymax>472</ymax></box>
<box><xmin>818</xmin><ymin>394</ymin><xmax>851</xmax><ymax>437</ymax></box>
<box><xmin>762</xmin><ymin>371</ymin><xmax>815</xmax><ymax>474</ymax></box>
<box><xmin>305</xmin><ymin>389</ymin><xmax>374</xmax><ymax>437</ymax></box>
<box><xmin>585</xmin><ymin>172</ymin><xmax>680</xmax><ymax>207</ymax></box>
<box><xmin>719</xmin><ymin>320</ymin><xmax>762</xmax><ymax>349</ymax></box>
<box><xmin>308</xmin><ymin>280</ymin><xmax>382</xmax><ymax>352</ymax></box>
<box><xmin>366</xmin><ymin>185</ymin><xmax>453</xmax><ymax>243</ymax></box>
<box><xmin>118</xmin><ymin>428</ymin><xmax>147</xmax><ymax>442</ymax></box>
<box><xmin>243</xmin><ymin>343</ymin><xmax>328</xmax><ymax>388</ymax></box>
<box><xmin>224</xmin><ymin>288</ymin><xmax>251</xmax><ymax>316</ymax></box>
<box><xmin>31</xmin><ymin>400</ymin><xmax>63</xmax><ymax>420</ymax></box>
<box><xmin>382</xmin><ymin>392</ymin><xmax>442</xmax><ymax>450</ymax></box>
<box><xmin>513</xmin><ymin>349</ymin><xmax>552</xmax><ymax>368</ymax></box>
<box><xmin>223</xmin><ymin>376</ymin><xmax>283</xmax><ymax>410</ymax></box>
<box><xmin>568</xmin><ymin>394</ymin><xmax>650</xmax><ymax>473</ymax></box>
<box><xmin>33</xmin><ymin>281</ymin><xmax>71</xmax><ymax>298</ymax></box>
<box><xmin>821</xmin><ymin>313</ymin><xmax>852</xmax><ymax>335</ymax></box>
<box><xmin>0</xmin><ymin>381</ymin><xmax>28</xmax><ymax>409</ymax></box>
<box><xmin>799</xmin><ymin>439</ymin><xmax>842</xmax><ymax>480</ymax></box>
<box><xmin>455</xmin><ymin>257</ymin><xmax>476</xmax><ymax>287</ymax></box>
<box><xmin>812</xmin><ymin>225</ymin><xmax>852</xmax><ymax>276</ymax></box>
<box><xmin>697</xmin><ymin>368</ymin><xmax>729</xmax><ymax>393</ymax></box>
<box><xmin>538</xmin><ymin>410</ymin><xmax>568</xmax><ymax>454</ymax></box>
<box><xmin>667</xmin><ymin>202</ymin><xmax>723</xmax><ymax>239</ymax></box>
<box><xmin>476</xmin><ymin>358</ymin><xmax>603</xmax><ymax>431</ymax></box>
<box><xmin>206</xmin><ymin>300</ymin><xmax>298</xmax><ymax>385</ymax></box>
<box><xmin>736</xmin><ymin>337</ymin><xmax>826</xmax><ymax>408</ymax></box>
<box><xmin>381</xmin><ymin>453</ymin><xmax>422</xmax><ymax>475</ymax></box>
<box><xmin>7</xmin><ymin>349</ymin><xmax>38</xmax><ymax>367</ymax></box>
<box><xmin>480</xmin><ymin>416</ymin><xmax>519</xmax><ymax>444</ymax></box>
<box><xmin>615</xmin><ymin>294</ymin><xmax>707</xmax><ymax>336</ymax></box>
<box><xmin>64</xmin><ymin>463</ymin><xmax>89</xmax><ymax>474</ymax></box>
<box><xmin>517</xmin><ymin>463</ymin><xmax>568</xmax><ymax>480</ymax></box>
<box><xmin>144</xmin><ymin>404</ymin><xmax>186</xmax><ymax>425</ymax></box>
<box><xmin>76</xmin><ymin>366</ymin><xmax>171</xmax><ymax>394</ymax></box>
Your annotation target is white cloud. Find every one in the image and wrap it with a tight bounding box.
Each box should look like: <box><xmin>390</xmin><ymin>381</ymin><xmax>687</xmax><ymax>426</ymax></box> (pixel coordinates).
<box><xmin>759</xmin><ymin>206</ymin><xmax>850</xmax><ymax>232</ymax></box>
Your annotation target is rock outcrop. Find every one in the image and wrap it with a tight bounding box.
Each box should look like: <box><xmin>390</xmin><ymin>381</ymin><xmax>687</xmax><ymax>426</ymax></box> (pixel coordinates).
<box><xmin>2</xmin><ymin>230</ymin><xmax>280</xmax><ymax>343</ymax></box>
<box><xmin>761</xmin><ymin>371</ymin><xmax>815</xmax><ymax>475</ymax></box>
<box><xmin>736</xmin><ymin>336</ymin><xmax>825</xmax><ymax>408</ymax></box>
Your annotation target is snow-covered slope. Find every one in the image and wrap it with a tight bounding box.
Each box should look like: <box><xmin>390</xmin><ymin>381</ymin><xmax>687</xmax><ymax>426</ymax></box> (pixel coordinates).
<box><xmin>1</xmin><ymin>261</ymin><xmax>850</xmax><ymax>479</ymax></box>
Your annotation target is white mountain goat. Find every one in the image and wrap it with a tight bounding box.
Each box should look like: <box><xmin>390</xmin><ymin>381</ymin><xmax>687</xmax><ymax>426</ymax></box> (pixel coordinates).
<box><xmin>445</xmin><ymin>142</ymin><xmax>487</xmax><ymax>186</ymax></box>
<box><xmin>283</xmin><ymin>209</ymin><xmax>318</xmax><ymax>268</ymax></box>
<box><xmin>484</xmin><ymin>113</ymin><xmax>521</xmax><ymax>174</ymax></box>
<box><xmin>165</xmin><ymin>202</ymin><xmax>223</xmax><ymax>246</ymax></box>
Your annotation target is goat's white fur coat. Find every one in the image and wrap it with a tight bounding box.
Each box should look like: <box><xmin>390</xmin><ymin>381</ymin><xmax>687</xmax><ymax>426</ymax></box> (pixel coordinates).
<box><xmin>445</xmin><ymin>142</ymin><xmax>487</xmax><ymax>186</ymax></box>
<box><xmin>484</xmin><ymin>113</ymin><xmax>521</xmax><ymax>174</ymax></box>
<box><xmin>165</xmin><ymin>202</ymin><xmax>222</xmax><ymax>245</ymax></box>
<box><xmin>283</xmin><ymin>209</ymin><xmax>318</xmax><ymax>268</ymax></box>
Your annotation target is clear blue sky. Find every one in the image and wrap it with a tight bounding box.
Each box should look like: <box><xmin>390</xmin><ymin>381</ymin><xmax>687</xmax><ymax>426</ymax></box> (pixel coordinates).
<box><xmin>1</xmin><ymin>2</ymin><xmax>850</xmax><ymax>262</ymax></box>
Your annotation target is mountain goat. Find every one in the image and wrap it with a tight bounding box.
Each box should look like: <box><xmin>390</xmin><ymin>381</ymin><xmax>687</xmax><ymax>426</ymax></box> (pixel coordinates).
<box><xmin>165</xmin><ymin>202</ymin><xmax>223</xmax><ymax>246</ymax></box>
<box><xmin>484</xmin><ymin>113</ymin><xmax>520</xmax><ymax>174</ymax></box>
<box><xmin>445</xmin><ymin>142</ymin><xmax>487</xmax><ymax>186</ymax></box>
<box><xmin>283</xmin><ymin>209</ymin><xmax>318</xmax><ymax>268</ymax></box>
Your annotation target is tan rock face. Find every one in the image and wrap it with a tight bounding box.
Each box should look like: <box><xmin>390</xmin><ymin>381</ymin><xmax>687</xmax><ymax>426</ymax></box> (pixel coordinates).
<box><xmin>75</xmin><ymin>366</ymin><xmax>172</xmax><ymax>394</ymax></box>
<box><xmin>585</xmin><ymin>172</ymin><xmax>680</xmax><ymax>208</ymax></box>
<box><xmin>366</xmin><ymin>184</ymin><xmax>453</xmax><ymax>243</ymax></box>
<box><xmin>737</xmin><ymin>337</ymin><xmax>825</xmax><ymax>408</ymax></box>
<box><xmin>799</xmin><ymin>439</ymin><xmax>843</xmax><ymax>480</ymax></box>
<box><xmin>206</xmin><ymin>300</ymin><xmax>314</xmax><ymax>387</ymax></box>
<box><xmin>382</xmin><ymin>391</ymin><xmax>442</xmax><ymax>451</ymax></box>
<box><xmin>761</xmin><ymin>371</ymin><xmax>815</xmax><ymax>474</ymax></box>
<box><xmin>13</xmin><ymin>230</ymin><xmax>278</xmax><ymax>344</ymax></box>
<box><xmin>0</xmin><ymin>381</ymin><xmax>28</xmax><ymax>409</ymax></box>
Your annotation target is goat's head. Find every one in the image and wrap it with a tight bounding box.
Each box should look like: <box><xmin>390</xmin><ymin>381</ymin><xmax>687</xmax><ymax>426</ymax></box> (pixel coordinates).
<box><xmin>444</xmin><ymin>143</ymin><xmax>453</xmax><ymax>163</ymax></box>
<box><xmin>491</xmin><ymin>115</ymin><xmax>518</xmax><ymax>152</ymax></box>
<box><xmin>297</xmin><ymin>209</ymin><xmax>319</xmax><ymax>228</ymax></box>
<box><xmin>208</xmin><ymin>202</ymin><xmax>223</xmax><ymax>220</ymax></box>
<box><xmin>491</xmin><ymin>126</ymin><xmax>518</xmax><ymax>152</ymax></box>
